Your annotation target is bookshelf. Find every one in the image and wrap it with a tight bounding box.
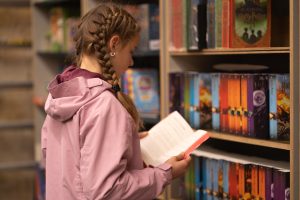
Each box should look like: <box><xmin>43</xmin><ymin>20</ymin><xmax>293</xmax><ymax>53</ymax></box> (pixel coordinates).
<box><xmin>31</xmin><ymin>0</ymin><xmax>81</xmax><ymax>160</ymax></box>
<box><xmin>160</xmin><ymin>0</ymin><xmax>299</xmax><ymax>199</ymax></box>
<box><xmin>0</xmin><ymin>1</ymin><xmax>36</xmax><ymax>199</ymax></box>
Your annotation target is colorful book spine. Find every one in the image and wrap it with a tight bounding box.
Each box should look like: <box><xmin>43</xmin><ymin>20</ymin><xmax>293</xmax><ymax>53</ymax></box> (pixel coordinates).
<box><xmin>220</xmin><ymin>73</ymin><xmax>229</xmax><ymax>132</ymax></box>
<box><xmin>194</xmin><ymin>156</ymin><xmax>202</xmax><ymax>200</ymax></box>
<box><xmin>221</xmin><ymin>0</ymin><xmax>230</xmax><ymax>48</ymax></box>
<box><xmin>149</xmin><ymin>4</ymin><xmax>160</xmax><ymax>50</ymax></box>
<box><xmin>211</xmin><ymin>73</ymin><xmax>220</xmax><ymax>131</ymax></box>
<box><xmin>187</xmin><ymin>0</ymin><xmax>200</xmax><ymax>50</ymax></box>
<box><xmin>269</xmin><ymin>74</ymin><xmax>290</xmax><ymax>140</ymax></box>
<box><xmin>206</xmin><ymin>0</ymin><xmax>215</xmax><ymax>48</ymax></box>
<box><xmin>214</xmin><ymin>0</ymin><xmax>223</xmax><ymax>48</ymax></box>
<box><xmin>222</xmin><ymin>160</ymin><xmax>230</xmax><ymax>199</ymax></box>
<box><xmin>233</xmin><ymin>74</ymin><xmax>241</xmax><ymax>134</ymax></box>
<box><xmin>227</xmin><ymin>74</ymin><xmax>235</xmax><ymax>133</ymax></box>
<box><xmin>190</xmin><ymin>72</ymin><xmax>201</xmax><ymax>129</ymax></box>
<box><xmin>199</xmin><ymin>73</ymin><xmax>212</xmax><ymax>129</ymax></box>
<box><xmin>241</xmin><ymin>74</ymin><xmax>249</xmax><ymax>136</ymax></box>
<box><xmin>247</xmin><ymin>74</ymin><xmax>269</xmax><ymax>138</ymax></box>
<box><xmin>258</xmin><ymin>166</ymin><xmax>266</xmax><ymax>199</ymax></box>
<box><xmin>184</xmin><ymin>72</ymin><xmax>191</xmax><ymax>122</ymax></box>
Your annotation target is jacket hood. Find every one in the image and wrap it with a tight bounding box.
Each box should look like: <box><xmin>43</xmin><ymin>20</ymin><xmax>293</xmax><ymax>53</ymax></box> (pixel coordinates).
<box><xmin>45</xmin><ymin>70</ymin><xmax>113</xmax><ymax>122</ymax></box>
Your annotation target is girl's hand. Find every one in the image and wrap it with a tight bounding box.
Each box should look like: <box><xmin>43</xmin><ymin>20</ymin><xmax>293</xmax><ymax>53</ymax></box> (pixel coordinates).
<box><xmin>138</xmin><ymin>131</ymin><xmax>148</xmax><ymax>139</ymax></box>
<box><xmin>165</xmin><ymin>152</ymin><xmax>191</xmax><ymax>179</ymax></box>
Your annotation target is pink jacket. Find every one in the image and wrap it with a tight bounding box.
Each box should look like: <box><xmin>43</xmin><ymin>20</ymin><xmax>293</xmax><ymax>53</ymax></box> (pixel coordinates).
<box><xmin>41</xmin><ymin>74</ymin><xmax>172</xmax><ymax>200</ymax></box>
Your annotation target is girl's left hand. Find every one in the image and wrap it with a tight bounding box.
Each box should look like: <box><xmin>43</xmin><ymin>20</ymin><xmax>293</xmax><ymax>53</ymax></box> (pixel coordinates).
<box><xmin>138</xmin><ymin>131</ymin><xmax>148</xmax><ymax>139</ymax></box>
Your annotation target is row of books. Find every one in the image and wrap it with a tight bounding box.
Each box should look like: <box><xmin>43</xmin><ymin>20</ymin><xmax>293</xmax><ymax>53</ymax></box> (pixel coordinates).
<box><xmin>169</xmin><ymin>72</ymin><xmax>290</xmax><ymax>140</ymax></box>
<box><xmin>123</xmin><ymin>3</ymin><xmax>159</xmax><ymax>52</ymax></box>
<box><xmin>170</xmin><ymin>0</ymin><xmax>271</xmax><ymax>51</ymax></box>
<box><xmin>121</xmin><ymin>68</ymin><xmax>160</xmax><ymax>120</ymax></box>
<box><xmin>183</xmin><ymin>147</ymin><xmax>289</xmax><ymax>200</ymax></box>
<box><xmin>46</xmin><ymin>7</ymin><xmax>80</xmax><ymax>52</ymax></box>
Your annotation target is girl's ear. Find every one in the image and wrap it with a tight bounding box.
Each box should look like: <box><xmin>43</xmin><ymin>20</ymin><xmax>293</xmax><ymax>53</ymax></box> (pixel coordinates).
<box><xmin>109</xmin><ymin>35</ymin><xmax>121</xmax><ymax>52</ymax></box>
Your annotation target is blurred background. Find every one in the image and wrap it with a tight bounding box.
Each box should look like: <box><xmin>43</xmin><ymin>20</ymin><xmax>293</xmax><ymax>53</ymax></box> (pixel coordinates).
<box><xmin>0</xmin><ymin>0</ymin><xmax>160</xmax><ymax>199</ymax></box>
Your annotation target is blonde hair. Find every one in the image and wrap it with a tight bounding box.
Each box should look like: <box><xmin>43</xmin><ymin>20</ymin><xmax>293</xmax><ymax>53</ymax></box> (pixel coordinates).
<box><xmin>73</xmin><ymin>2</ymin><xmax>142</xmax><ymax>129</ymax></box>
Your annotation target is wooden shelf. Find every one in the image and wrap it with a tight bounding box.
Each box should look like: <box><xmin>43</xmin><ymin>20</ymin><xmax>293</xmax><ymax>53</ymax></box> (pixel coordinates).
<box><xmin>0</xmin><ymin>0</ymin><xmax>30</xmax><ymax>7</ymax></box>
<box><xmin>208</xmin><ymin>131</ymin><xmax>290</xmax><ymax>150</ymax></box>
<box><xmin>0</xmin><ymin>81</ymin><xmax>32</xmax><ymax>89</ymax></box>
<box><xmin>0</xmin><ymin>161</ymin><xmax>37</xmax><ymax>171</ymax></box>
<box><xmin>33</xmin><ymin>0</ymin><xmax>79</xmax><ymax>7</ymax></box>
<box><xmin>133</xmin><ymin>50</ymin><xmax>159</xmax><ymax>57</ymax></box>
<box><xmin>0</xmin><ymin>120</ymin><xmax>34</xmax><ymax>129</ymax></box>
<box><xmin>170</xmin><ymin>47</ymin><xmax>290</xmax><ymax>56</ymax></box>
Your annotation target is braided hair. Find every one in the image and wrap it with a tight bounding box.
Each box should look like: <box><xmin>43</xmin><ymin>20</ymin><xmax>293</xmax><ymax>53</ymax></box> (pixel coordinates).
<box><xmin>73</xmin><ymin>3</ymin><xmax>142</xmax><ymax>129</ymax></box>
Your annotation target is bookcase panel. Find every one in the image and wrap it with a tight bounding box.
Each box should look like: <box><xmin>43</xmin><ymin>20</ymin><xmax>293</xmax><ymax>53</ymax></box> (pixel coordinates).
<box><xmin>160</xmin><ymin>0</ymin><xmax>299</xmax><ymax>199</ymax></box>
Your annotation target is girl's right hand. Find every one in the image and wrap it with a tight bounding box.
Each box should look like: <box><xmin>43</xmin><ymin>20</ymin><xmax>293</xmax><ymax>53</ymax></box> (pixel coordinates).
<box><xmin>164</xmin><ymin>152</ymin><xmax>191</xmax><ymax>179</ymax></box>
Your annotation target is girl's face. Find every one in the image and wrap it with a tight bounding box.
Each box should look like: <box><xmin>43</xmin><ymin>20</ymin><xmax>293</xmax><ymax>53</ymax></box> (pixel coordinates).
<box><xmin>110</xmin><ymin>34</ymin><xmax>140</xmax><ymax>76</ymax></box>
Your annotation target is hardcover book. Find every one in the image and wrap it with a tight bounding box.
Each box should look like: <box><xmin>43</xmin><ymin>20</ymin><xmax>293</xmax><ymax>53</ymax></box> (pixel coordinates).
<box><xmin>140</xmin><ymin>111</ymin><xmax>210</xmax><ymax>167</ymax></box>
<box><xmin>230</xmin><ymin>0</ymin><xmax>271</xmax><ymax>48</ymax></box>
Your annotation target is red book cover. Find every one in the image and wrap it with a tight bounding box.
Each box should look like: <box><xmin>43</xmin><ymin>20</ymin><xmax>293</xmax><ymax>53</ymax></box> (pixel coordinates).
<box><xmin>170</xmin><ymin>0</ymin><xmax>184</xmax><ymax>51</ymax></box>
<box><xmin>258</xmin><ymin>166</ymin><xmax>266</xmax><ymax>199</ymax></box>
<box><xmin>220</xmin><ymin>74</ymin><xmax>229</xmax><ymax>132</ymax></box>
<box><xmin>238</xmin><ymin>164</ymin><xmax>245</xmax><ymax>198</ymax></box>
<box><xmin>230</xmin><ymin>0</ymin><xmax>271</xmax><ymax>48</ymax></box>
<box><xmin>229</xmin><ymin>162</ymin><xmax>239</xmax><ymax>199</ymax></box>
<box><xmin>227</xmin><ymin>74</ymin><xmax>235</xmax><ymax>133</ymax></box>
<box><xmin>222</xmin><ymin>0</ymin><xmax>230</xmax><ymax>48</ymax></box>
<box><xmin>251</xmin><ymin>165</ymin><xmax>259</xmax><ymax>198</ymax></box>
<box><xmin>233</xmin><ymin>74</ymin><xmax>241</xmax><ymax>134</ymax></box>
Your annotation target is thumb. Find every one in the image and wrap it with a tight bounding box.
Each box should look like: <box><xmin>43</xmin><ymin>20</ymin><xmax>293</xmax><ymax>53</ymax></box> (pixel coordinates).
<box><xmin>175</xmin><ymin>152</ymin><xmax>185</xmax><ymax>161</ymax></box>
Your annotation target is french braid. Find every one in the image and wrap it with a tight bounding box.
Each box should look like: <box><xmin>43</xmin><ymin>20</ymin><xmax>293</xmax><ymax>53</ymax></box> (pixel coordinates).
<box><xmin>73</xmin><ymin>3</ymin><xmax>143</xmax><ymax>129</ymax></box>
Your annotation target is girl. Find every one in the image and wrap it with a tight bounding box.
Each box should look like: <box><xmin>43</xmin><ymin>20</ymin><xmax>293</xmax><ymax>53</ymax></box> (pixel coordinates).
<box><xmin>41</xmin><ymin>2</ymin><xmax>191</xmax><ymax>200</ymax></box>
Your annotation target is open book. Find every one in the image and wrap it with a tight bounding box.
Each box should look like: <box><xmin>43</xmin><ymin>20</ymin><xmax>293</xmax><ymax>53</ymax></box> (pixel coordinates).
<box><xmin>140</xmin><ymin>111</ymin><xmax>210</xmax><ymax>167</ymax></box>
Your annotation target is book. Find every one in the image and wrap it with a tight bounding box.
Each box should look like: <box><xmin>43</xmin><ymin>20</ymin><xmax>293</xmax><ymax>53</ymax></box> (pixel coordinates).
<box><xmin>122</xmin><ymin>68</ymin><xmax>160</xmax><ymax>116</ymax></box>
<box><xmin>269</xmin><ymin>74</ymin><xmax>290</xmax><ymax>140</ymax></box>
<box><xmin>230</xmin><ymin>0</ymin><xmax>271</xmax><ymax>48</ymax></box>
<box><xmin>140</xmin><ymin>111</ymin><xmax>210</xmax><ymax>167</ymax></box>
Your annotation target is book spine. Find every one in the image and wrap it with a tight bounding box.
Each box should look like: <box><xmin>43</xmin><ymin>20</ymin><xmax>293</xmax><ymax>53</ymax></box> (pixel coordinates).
<box><xmin>253</xmin><ymin>74</ymin><xmax>269</xmax><ymax>139</ymax></box>
<box><xmin>212</xmin><ymin>73</ymin><xmax>220</xmax><ymax>131</ymax></box>
<box><xmin>258</xmin><ymin>166</ymin><xmax>266</xmax><ymax>199</ymax></box>
<box><xmin>277</xmin><ymin>74</ymin><xmax>290</xmax><ymax>140</ymax></box>
<box><xmin>197</xmin><ymin>0</ymin><xmax>208</xmax><ymax>49</ymax></box>
<box><xmin>188</xmin><ymin>0</ymin><xmax>200</xmax><ymax>50</ymax></box>
<box><xmin>269</xmin><ymin>74</ymin><xmax>277</xmax><ymax>139</ymax></box>
<box><xmin>241</xmin><ymin>74</ymin><xmax>249</xmax><ymax>136</ymax></box>
<box><xmin>247</xmin><ymin>74</ymin><xmax>255</xmax><ymax>137</ymax></box>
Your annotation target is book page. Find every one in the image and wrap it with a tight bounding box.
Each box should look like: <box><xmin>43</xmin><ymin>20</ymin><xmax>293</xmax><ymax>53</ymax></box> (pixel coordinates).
<box><xmin>140</xmin><ymin>111</ymin><xmax>209</xmax><ymax>167</ymax></box>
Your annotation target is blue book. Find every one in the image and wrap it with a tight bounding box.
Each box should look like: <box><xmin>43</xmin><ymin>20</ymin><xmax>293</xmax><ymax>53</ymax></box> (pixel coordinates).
<box><xmin>190</xmin><ymin>72</ymin><xmax>201</xmax><ymax>129</ymax></box>
<box><xmin>125</xmin><ymin>68</ymin><xmax>159</xmax><ymax>115</ymax></box>
<box><xmin>199</xmin><ymin>73</ymin><xmax>212</xmax><ymax>129</ymax></box>
<box><xmin>194</xmin><ymin>156</ymin><xmax>201</xmax><ymax>200</ymax></box>
<box><xmin>202</xmin><ymin>158</ymin><xmax>208</xmax><ymax>199</ymax></box>
<box><xmin>222</xmin><ymin>160</ymin><xmax>230</xmax><ymax>199</ymax></box>
<box><xmin>212</xmin><ymin>159</ymin><xmax>219</xmax><ymax>200</ymax></box>
<box><xmin>211</xmin><ymin>73</ymin><xmax>220</xmax><ymax>131</ymax></box>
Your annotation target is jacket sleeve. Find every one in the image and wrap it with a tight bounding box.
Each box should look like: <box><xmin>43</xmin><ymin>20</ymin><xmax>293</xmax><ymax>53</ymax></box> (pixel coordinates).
<box><xmin>79</xmin><ymin>96</ymin><xmax>172</xmax><ymax>200</ymax></box>
<box><xmin>41</xmin><ymin>116</ymin><xmax>49</xmax><ymax>168</ymax></box>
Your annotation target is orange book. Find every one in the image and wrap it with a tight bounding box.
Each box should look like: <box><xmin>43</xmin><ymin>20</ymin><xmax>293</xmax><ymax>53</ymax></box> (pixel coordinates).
<box><xmin>227</xmin><ymin>74</ymin><xmax>235</xmax><ymax>133</ymax></box>
<box><xmin>230</xmin><ymin>0</ymin><xmax>271</xmax><ymax>48</ymax></box>
<box><xmin>233</xmin><ymin>74</ymin><xmax>241</xmax><ymax>134</ymax></box>
<box><xmin>220</xmin><ymin>74</ymin><xmax>229</xmax><ymax>132</ymax></box>
<box><xmin>238</xmin><ymin>164</ymin><xmax>245</xmax><ymax>198</ymax></box>
<box><xmin>241</xmin><ymin>74</ymin><xmax>248</xmax><ymax>136</ymax></box>
<box><xmin>251</xmin><ymin>165</ymin><xmax>259</xmax><ymax>198</ymax></box>
<box><xmin>222</xmin><ymin>0</ymin><xmax>230</xmax><ymax>48</ymax></box>
<box><xmin>258</xmin><ymin>166</ymin><xmax>266</xmax><ymax>199</ymax></box>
